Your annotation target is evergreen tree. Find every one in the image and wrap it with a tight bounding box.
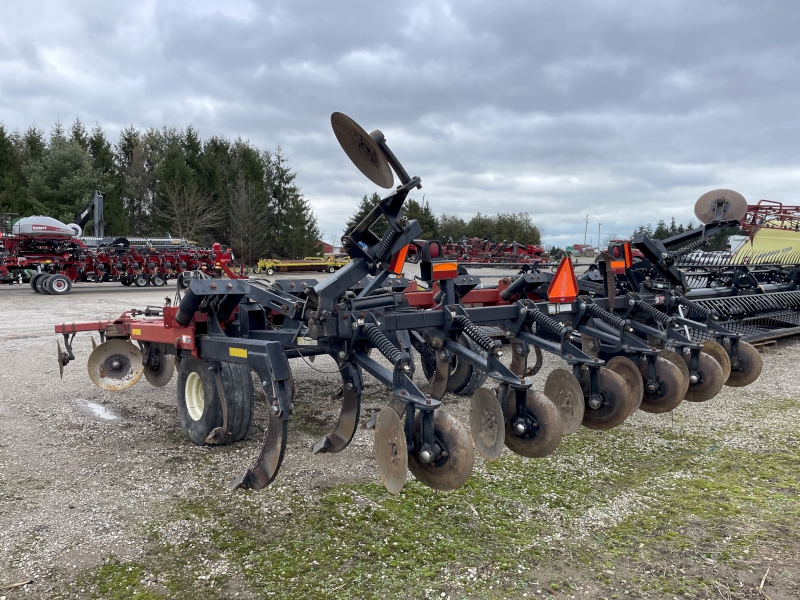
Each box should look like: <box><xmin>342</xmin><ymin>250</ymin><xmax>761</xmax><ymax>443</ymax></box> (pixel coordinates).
<box><xmin>439</xmin><ymin>213</ymin><xmax>467</xmax><ymax>241</ymax></box>
<box><xmin>0</xmin><ymin>124</ymin><xmax>28</xmax><ymax>214</ymax></box>
<box><xmin>70</xmin><ymin>117</ymin><xmax>89</xmax><ymax>150</ymax></box>
<box><xmin>88</xmin><ymin>123</ymin><xmax>127</xmax><ymax>235</ymax></box>
<box><xmin>343</xmin><ymin>192</ymin><xmax>387</xmax><ymax>239</ymax></box>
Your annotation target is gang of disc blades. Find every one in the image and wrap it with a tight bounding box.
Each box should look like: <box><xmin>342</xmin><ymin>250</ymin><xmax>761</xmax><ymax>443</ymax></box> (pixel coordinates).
<box><xmin>469</xmin><ymin>387</ymin><xmax>505</xmax><ymax>461</ymax></box>
<box><xmin>605</xmin><ymin>356</ymin><xmax>645</xmax><ymax>414</ymax></box>
<box><xmin>543</xmin><ymin>368</ymin><xmax>584</xmax><ymax>434</ymax></box>
<box><xmin>87</xmin><ymin>339</ymin><xmax>145</xmax><ymax>392</ymax></box>
<box><xmin>694</xmin><ymin>189</ymin><xmax>747</xmax><ymax>224</ymax></box>
<box><xmin>373</xmin><ymin>407</ymin><xmax>407</xmax><ymax>494</ymax></box>
<box><xmin>331</xmin><ymin>112</ymin><xmax>394</xmax><ymax>189</ymax></box>
<box><xmin>144</xmin><ymin>348</ymin><xmax>175</xmax><ymax>388</ymax></box>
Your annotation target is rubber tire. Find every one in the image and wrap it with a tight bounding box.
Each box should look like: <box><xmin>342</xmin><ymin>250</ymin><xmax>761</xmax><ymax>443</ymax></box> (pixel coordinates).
<box><xmin>254</xmin><ymin>266</ymin><xmax>262</xmax><ymax>274</ymax></box>
<box><xmin>45</xmin><ymin>274</ymin><xmax>72</xmax><ymax>295</ymax></box>
<box><xmin>36</xmin><ymin>274</ymin><xmax>52</xmax><ymax>294</ymax></box>
<box><xmin>120</xmin><ymin>278</ymin><xmax>133</xmax><ymax>286</ymax></box>
<box><xmin>176</xmin><ymin>357</ymin><xmax>255</xmax><ymax>445</ymax></box>
<box><xmin>327</xmin><ymin>266</ymin><xmax>336</xmax><ymax>273</ymax></box>
<box><xmin>30</xmin><ymin>273</ymin><xmax>43</xmax><ymax>292</ymax></box>
<box><xmin>134</xmin><ymin>274</ymin><xmax>149</xmax><ymax>287</ymax></box>
<box><xmin>266</xmin><ymin>268</ymin><xmax>275</xmax><ymax>276</ymax></box>
<box><xmin>152</xmin><ymin>274</ymin><xmax>167</xmax><ymax>286</ymax></box>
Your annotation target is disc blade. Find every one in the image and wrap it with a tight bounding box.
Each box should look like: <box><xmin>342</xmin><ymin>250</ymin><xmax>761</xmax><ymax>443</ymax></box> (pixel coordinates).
<box><xmin>604</xmin><ymin>356</ymin><xmax>644</xmax><ymax>415</ymax></box>
<box><xmin>374</xmin><ymin>407</ymin><xmax>407</xmax><ymax>494</ymax></box>
<box><xmin>657</xmin><ymin>349</ymin><xmax>690</xmax><ymax>393</ymax></box>
<box><xmin>469</xmin><ymin>387</ymin><xmax>505</xmax><ymax>461</ymax></box>
<box><xmin>637</xmin><ymin>357</ymin><xmax>685</xmax><ymax>413</ymax></box>
<box><xmin>683</xmin><ymin>351</ymin><xmax>724</xmax><ymax>402</ymax></box>
<box><xmin>502</xmin><ymin>389</ymin><xmax>563</xmax><ymax>457</ymax></box>
<box><xmin>580</xmin><ymin>367</ymin><xmax>636</xmax><ymax>430</ymax></box>
<box><xmin>91</xmin><ymin>335</ymin><xmax>97</xmax><ymax>350</ymax></box>
<box><xmin>543</xmin><ymin>368</ymin><xmax>584</xmax><ymax>434</ymax></box>
<box><xmin>144</xmin><ymin>351</ymin><xmax>175</xmax><ymax>388</ymax></box>
<box><xmin>331</xmin><ymin>112</ymin><xmax>394</xmax><ymax>189</ymax></box>
<box><xmin>724</xmin><ymin>341</ymin><xmax>763</xmax><ymax>387</ymax></box>
<box><xmin>700</xmin><ymin>340</ymin><xmax>731</xmax><ymax>382</ymax></box>
<box><xmin>694</xmin><ymin>189</ymin><xmax>747</xmax><ymax>224</ymax></box>
<box><xmin>87</xmin><ymin>339</ymin><xmax>144</xmax><ymax>391</ymax></box>
<box><xmin>57</xmin><ymin>340</ymin><xmax>65</xmax><ymax>380</ymax></box>
<box><xmin>408</xmin><ymin>410</ymin><xmax>474</xmax><ymax>490</ymax></box>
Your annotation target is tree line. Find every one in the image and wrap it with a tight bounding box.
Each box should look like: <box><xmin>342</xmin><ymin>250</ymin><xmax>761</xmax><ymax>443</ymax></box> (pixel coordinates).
<box><xmin>632</xmin><ymin>218</ymin><xmax>739</xmax><ymax>251</ymax></box>
<box><xmin>344</xmin><ymin>192</ymin><xmax>543</xmax><ymax>246</ymax></box>
<box><xmin>0</xmin><ymin>118</ymin><xmax>322</xmax><ymax>264</ymax></box>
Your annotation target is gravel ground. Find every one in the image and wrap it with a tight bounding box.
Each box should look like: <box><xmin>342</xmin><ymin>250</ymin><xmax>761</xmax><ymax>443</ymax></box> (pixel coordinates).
<box><xmin>0</xmin><ymin>270</ymin><xmax>797</xmax><ymax>599</ymax></box>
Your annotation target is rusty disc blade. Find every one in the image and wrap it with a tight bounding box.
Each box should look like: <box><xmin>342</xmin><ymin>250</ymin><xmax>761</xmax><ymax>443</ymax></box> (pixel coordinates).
<box><xmin>658</xmin><ymin>349</ymin><xmax>690</xmax><ymax>394</ymax></box>
<box><xmin>87</xmin><ymin>339</ymin><xmax>144</xmax><ymax>392</ymax></box>
<box><xmin>374</xmin><ymin>407</ymin><xmax>407</xmax><ymax>494</ymax></box>
<box><xmin>331</xmin><ymin>112</ymin><xmax>394</xmax><ymax>189</ymax></box>
<box><xmin>694</xmin><ymin>189</ymin><xmax>747</xmax><ymax>224</ymax></box>
<box><xmin>701</xmin><ymin>340</ymin><xmax>731</xmax><ymax>382</ymax></box>
<box><xmin>143</xmin><ymin>348</ymin><xmax>175</xmax><ymax>388</ymax></box>
<box><xmin>605</xmin><ymin>356</ymin><xmax>645</xmax><ymax>415</ymax></box>
<box><xmin>543</xmin><ymin>368</ymin><xmax>584</xmax><ymax>434</ymax></box>
<box><xmin>470</xmin><ymin>387</ymin><xmax>505</xmax><ymax>461</ymax></box>
<box><xmin>683</xmin><ymin>351</ymin><xmax>724</xmax><ymax>402</ymax></box>
<box><xmin>581</xmin><ymin>367</ymin><xmax>635</xmax><ymax>430</ymax></box>
<box><xmin>409</xmin><ymin>410</ymin><xmax>474</xmax><ymax>491</ymax></box>
<box><xmin>57</xmin><ymin>340</ymin><xmax>65</xmax><ymax>380</ymax></box>
<box><xmin>725</xmin><ymin>341</ymin><xmax>763</xmax><ymax>388</ymax></box>
<box><xmin>638</xmin><ymin>356</ymin><xmax>685</xmax><ymax>413</ymax></box>
<box><xmin>502</xmin><ymin>389</ymin><xmax>563</xmax><ymax>457</ymax></box>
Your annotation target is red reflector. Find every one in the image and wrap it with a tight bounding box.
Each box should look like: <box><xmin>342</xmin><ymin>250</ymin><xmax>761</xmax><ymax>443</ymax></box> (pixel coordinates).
<box><xmin>547</xmin><ymin>256</ymin><xmax>579</xmax><ymax>303</ymax></box>
<box><xmin>623</xmin><ymin>242</ymin><xmax>633</xmax><ymax>268</ymax></box>
<box><xmin>432</xmin><ymin>261</ymin><xmax>458</xmax><ymax>280</ymax></box>
<box><xmin>388</xmin><ymin>244</ymin><xmax>409</xmax><ymax>274</ymax></box>
<box><xmin>428</xmin><ymin>242</ymin><xmax>440</xmax><ymax>259</ymax></box>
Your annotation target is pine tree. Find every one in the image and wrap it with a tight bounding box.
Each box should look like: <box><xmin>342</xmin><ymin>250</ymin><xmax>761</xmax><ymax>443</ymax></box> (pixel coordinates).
<box><xmin>0</xmin><ymin>124</ymin><xmax>28</xmax><ymax>214</ymax></box>
<box><xmin>343</xmin><ymin>192</ymin><xmax>388</xmax><ymax>239</ymax></box>
<box><xmin>88</xmin><ymin>123</ymin><xmax>127</xmax><ymax>235</ymax></box>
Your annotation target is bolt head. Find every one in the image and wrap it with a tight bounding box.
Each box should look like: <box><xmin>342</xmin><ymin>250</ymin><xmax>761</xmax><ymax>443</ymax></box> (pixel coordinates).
<box><xmin>505</xmin><ymin>330</ymin><xmax>512</xmax><ymax>337</ymax></box>
<box><xmin>338</xmin><ymin>351</ymin><xmax>347</xmax><ymax>359</ymax></box>
<box><xmin>419</xmin><ymin>450</ymin><xmax>432</xmax><ymax>464</ymax></box>
<box><xmin>439</xmin><ymin>351</ymin><xmax>447</xmax><ymax>359</ymax></box>
<box><xmin>519</xmin><ymin>306</ymin><xmax>526</xmax><ymax>314</ymax></box>
<box><xmin>345</xmin><ymin>382</ymin><xmax>354</xmax><ymax>390</ymax></box>
<box><xmin>513</xmin><ymin>422</ymin><xmax>526</xmax><ymax>435</ymax></box>
<box><xmin>270</xmin><ymin>405</ymin><xmax>281</xmax><ymax>415</ymax></box>
<box><xmin>403</xmin><ymin>364</ymin><xmax>411</xmax><ymax>373</ymax></box>
<box><xmin>497</xmin><ymin>351</ymin><xmax>503</xmax><ymax>358</ymax></box>
<box><xmin>646</xmin><ymin>383</ymin><xmax>657</xmax><ymax>393</ymax></box>
<box><xmin>628</xmin><ymin>299</ymin><xmax>635</xmax><ymax>306</ymax></box>
<box><xmin>588</xmin><ymin>396</ymin><xmax>602</xmax><ymax>409</ymax></box>
<box><xmin>689</xmin><ymin>375</ymin><xmax>699</xmax><ymax>384</ymax></box>
<box><xmin>352</xmin><ymin>321</ymin><xmax>358</xmax><ymax>330</ymax></box>
<box><xmin>579</xmin><ymin>303</ymin><xmax>586</xmax><ymax>310</ymax></box>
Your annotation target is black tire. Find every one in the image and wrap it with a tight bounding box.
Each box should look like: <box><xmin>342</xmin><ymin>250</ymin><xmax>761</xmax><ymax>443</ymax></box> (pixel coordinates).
<box><xmin>120</xmin><ymin>278</ymin><xmax>133</xmax><ymax>286</ymax></box>
<box><xmin>30</xmin><ymin>273</ymin><xmax>43</xmax><ymax>292</ymax></box>
<box><xmin>45</xmin><ymin>274</ymin><xmax>72</xmax><ymax>295</ymax></box>
<box><xmin>152</xmin><ymin>274</ymin><xmax>167</xmax><ymax>286</ymax></box>
<box><xmin>266</xmin><ymin>267</ymin><xmax>275</xmax><ymax>276</ymax></box>
<box><xmin>36</xmin><ymin>274</ymin><xmax>52</xmax><ymax>294</ymax></box>
<box><xmin>327</xmin><ymin>265</ymin><xmax>336</xmax><ymax>273</ymax></box>
<box><xmin>134</xmin><ymin>273</ymin><xmax>149</xmax><ymax>287</ymax></box>
<box><xmin>176</xmin><ymin>357</ymin><xmax>254</xmax><ymax>445</ymax></box>
<box><xmin>420</xmin><ymin>334</ymin><xmax>488</xmax><ymax>396</ymax></box>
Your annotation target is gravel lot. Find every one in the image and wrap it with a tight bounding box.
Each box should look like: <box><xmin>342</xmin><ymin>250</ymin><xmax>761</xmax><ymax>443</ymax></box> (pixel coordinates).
<box><xmin>0</xmin><ymin>271</ymin><xmax>797</xmax><ymax>599</ymax></box>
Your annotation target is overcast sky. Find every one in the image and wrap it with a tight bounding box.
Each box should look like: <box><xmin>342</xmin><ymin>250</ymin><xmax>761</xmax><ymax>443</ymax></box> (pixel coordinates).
<box><xmin>1</xmin><ymin>0</ymin><xmax>798</xmax><ymax>247</ymax></box>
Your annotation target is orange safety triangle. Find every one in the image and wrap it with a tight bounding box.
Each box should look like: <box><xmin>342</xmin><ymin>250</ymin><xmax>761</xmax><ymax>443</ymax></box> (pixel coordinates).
<box><xmin>547</xmin><ymin>256</ymin><xmax>579</xmax><ymax>303</ymax></box>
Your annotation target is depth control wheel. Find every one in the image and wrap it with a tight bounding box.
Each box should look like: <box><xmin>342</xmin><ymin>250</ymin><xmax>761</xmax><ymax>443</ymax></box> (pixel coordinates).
<box><xmin>176</xmin><ymin>357</ymin><xmax>254</xmax><ymax>445</ymax></box>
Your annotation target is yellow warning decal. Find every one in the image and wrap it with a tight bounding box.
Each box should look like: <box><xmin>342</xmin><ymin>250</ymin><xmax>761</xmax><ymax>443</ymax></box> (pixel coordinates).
<box><xmin>131</xmin><ymin>328</ymin><xmax>142</xmax><ymax>336</ymax></box>
<box><xmin>229</xmin><ymin>347</ymin><xmax>248</xmax><ymax>358</ymax></box>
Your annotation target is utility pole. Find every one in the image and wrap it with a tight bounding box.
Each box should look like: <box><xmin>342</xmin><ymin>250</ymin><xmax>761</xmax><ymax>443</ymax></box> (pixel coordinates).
<box><xmin>597</xmin><ymin>223</ymin><xmax>601</xmax><ymax>255</ymax></box>
<box><xmin>583</xmin><ymin>215</ymin><xmax>589</xmax><ymax>247</ymax></box>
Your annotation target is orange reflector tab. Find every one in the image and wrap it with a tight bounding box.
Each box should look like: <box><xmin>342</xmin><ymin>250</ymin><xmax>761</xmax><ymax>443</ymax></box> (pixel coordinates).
<box><xmin>623</xmin><ymin>242</ymin><xmax>633</xmax><ymax>268</ymax></box>
<box><xmin>610</xmin><ymin>260</ymin><xmax>626</xmax><ymax>270</ymax></box>
<box><xmin>388</xmin><ymin>244</ymin><xmax>409</xmax><ymax>274</ymax></box>
<box><xmin>432</xmin><ymin>261</ymin><xmax>459</xmax><ymax>280</ymax></box>
<box><xmin>547</xmin><ymin>256</ymin><xmax>579</xmax><ymax>303</ymax></box>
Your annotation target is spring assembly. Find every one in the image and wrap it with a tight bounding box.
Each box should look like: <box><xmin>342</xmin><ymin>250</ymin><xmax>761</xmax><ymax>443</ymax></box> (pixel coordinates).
<box><xmin>526</xmin><ymin>309</ymin><xmax>571</xmax><ymax>338</ymax></box>
<box><xmin>452</xmin><ymin>315</ymin><xmax>498</xmax><ymax>353</ymax></box>
<box><xmin>674</xmin><ymin>293</ymin><xmax>715</xmax><ymax>319</ymax></box>
<box><xmin>375</xmin><ymin>227</ymin><xmax>402</xmax><ymax>263</ymax></box>
<box><xmin>634</xmin><ymin>300</ymin><xmax>671</xmax><ymax>325</ymax></box>
<box><xmin>583</xmin><ymin>302</ymin><xmax>627</xmax><ymax>329</ymax></box>
<box><xmin>500</xmin><ymin>276</ymin><xmax>527</xmax><ymax>301</ymax></box>
<box><xmin>362</xmin><ymin>323</ymin><xmax>403</xmax><ymax>365</ymax></box>
<box><xmin>433</xmin><ymin>289</ymin><xmax>444</xmax><ymax>304</ymax></box>
<box><xmin>667</xmin><ymin>238</ymin><xmax>706</xmax><ymax>260</ymax></box>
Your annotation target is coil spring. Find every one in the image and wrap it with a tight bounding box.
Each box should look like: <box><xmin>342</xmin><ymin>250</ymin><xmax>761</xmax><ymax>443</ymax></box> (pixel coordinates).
<box><xmin>667</xmin><ymin>238</ymin><xmax>706</xmax><ymax>260</ymax></box>
<box><xmin>634</xmin><ymin>300</ymin><xmax>671</xmax><ymax>325</ymax></box>
<box><xmin>527</xmin><ymin>309</ymin><xmax>570</xmax><ymax>338</ymax></box>
<box><xmin>500</xmin><ymin>276</ymin><xmax>527</xmax><ymax>301</ymax></box>
<box><xmin>433</xmin><ymin>289</ymin><xmax>444</xmax><ymax>304</ymax></box>
<box><xmin>674</xmin><ymin>293</ymin><xmax>714</xmax><ymax>319</ymax></box>
<box><xmin>375</xmin><ymin>228</ymin><xmax>402</xmax><ymax>263</ymax></box>
<box><xmin>362</xmin><ymin>323</ymin><xmax>403</xmax><ymax>365</ymax></box>
<box><xmin>584</xmin><ymin>303</ymin><xmax>627</xmax><ymax>329</ymax></box>
<box><xmin>452</xmin><ymin>315</ymin><xmax>497</xmax><ymax>353</ymax></box>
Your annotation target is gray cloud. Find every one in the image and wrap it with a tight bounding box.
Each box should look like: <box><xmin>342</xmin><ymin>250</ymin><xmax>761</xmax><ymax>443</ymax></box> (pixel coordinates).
<box><xmin>1</xmin><ymin>0</ymin><xmax>798</xmax><ymax>246</ymax></box>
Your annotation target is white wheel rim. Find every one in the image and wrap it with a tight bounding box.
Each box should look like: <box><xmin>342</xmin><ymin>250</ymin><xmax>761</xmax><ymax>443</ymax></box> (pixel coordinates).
<box><xmin>53</xmin><ymin>279</ymin><xmax>66</xmax><ymax>291</ymax></box>
<box><xmin>185</xmin><ymin>372</ymin><xmax>205</xmax><ymax>421</ymax></box>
